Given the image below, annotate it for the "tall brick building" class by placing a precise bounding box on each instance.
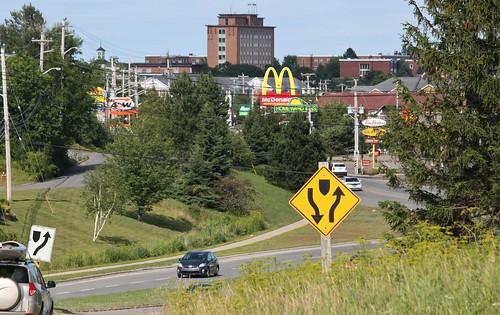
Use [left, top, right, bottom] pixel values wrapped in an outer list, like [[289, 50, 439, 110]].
[[207, 13, 275, 69]]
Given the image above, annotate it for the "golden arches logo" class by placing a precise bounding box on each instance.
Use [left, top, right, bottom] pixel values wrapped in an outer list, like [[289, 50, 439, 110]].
[[262, 67, 296, 96]]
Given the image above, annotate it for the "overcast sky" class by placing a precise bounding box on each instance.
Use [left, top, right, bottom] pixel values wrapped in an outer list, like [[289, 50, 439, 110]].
[[0, 0, 418, 63]]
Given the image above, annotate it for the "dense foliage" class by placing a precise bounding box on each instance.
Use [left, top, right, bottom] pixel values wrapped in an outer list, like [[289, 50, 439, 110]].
[[381, 0, 499, 237], [0, 5, 108, 179], [265, 112, 327, 191]]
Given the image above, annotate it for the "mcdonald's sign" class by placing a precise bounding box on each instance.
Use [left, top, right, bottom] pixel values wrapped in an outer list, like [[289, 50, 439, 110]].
[[260, 67, 297, 106]]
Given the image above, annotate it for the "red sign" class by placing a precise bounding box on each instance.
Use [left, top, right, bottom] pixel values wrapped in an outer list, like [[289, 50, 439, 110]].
[[260, 92, 296, 106], [365, 138, 382, 144], [362, 160, 371, 166]]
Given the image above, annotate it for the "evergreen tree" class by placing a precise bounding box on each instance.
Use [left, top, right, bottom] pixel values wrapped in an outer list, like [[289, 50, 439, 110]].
[[265, 112, 327, 191], [165, 73, 200, 161], [381, 0, 499, 236], [175, 74, 232, 208], [317, 102, 356, 156], [343, 48, 358, 59], [243, 107, 281, 165]]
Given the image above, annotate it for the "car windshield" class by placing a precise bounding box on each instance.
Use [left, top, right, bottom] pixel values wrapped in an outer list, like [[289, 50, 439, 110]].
[[345, 178, 359, 183], [183, 252, 206, 260]]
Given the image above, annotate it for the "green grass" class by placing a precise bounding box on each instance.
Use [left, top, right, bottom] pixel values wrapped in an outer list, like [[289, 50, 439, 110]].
[[54, 235, 499, 314], [1, 168, 396, 313], [218, 206, 389, 255], [55, 287, 168, 313], [1, 170, 339, 273], [159, 239, 499, 315]]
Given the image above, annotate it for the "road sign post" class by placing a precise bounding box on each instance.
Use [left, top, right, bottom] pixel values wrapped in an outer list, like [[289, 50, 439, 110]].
[[289, 163, 361, 272], [318, 162, 331, 272]]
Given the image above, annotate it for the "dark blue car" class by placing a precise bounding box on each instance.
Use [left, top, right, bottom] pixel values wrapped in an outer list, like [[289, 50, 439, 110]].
[[177, 250, 219, 278]]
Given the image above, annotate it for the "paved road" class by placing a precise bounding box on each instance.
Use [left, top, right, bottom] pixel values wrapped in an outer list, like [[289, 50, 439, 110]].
[[14, 150, 107, 190]]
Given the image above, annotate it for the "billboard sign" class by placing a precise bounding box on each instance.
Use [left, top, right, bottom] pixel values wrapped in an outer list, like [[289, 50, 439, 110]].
[[260, 67, 297, 106], [274, 104, 318, 113], [362, 127, 387, 137], [361, 118, 386, 127]]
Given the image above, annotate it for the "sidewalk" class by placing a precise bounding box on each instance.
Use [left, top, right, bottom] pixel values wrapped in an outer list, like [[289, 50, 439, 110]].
[[46, 219, 310, 278]]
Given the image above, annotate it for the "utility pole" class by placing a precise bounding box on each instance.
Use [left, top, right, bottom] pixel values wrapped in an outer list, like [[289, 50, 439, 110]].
[[1, 46, 12, 202], [354, 79, 359, 174], [60, 18, 66, 59], [128, 61, 131, 98], [324, 79, 331, 92], [301, 72, 315, 94], [111, 57, 117, 96], [32, 31, 53, 71], [238, 73, 248, 94], [134, 67, 139, 107], [346, 79, 363, 175]]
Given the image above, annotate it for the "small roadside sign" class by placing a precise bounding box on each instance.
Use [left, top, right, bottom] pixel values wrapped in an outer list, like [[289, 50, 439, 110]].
[[289, 166, 361, 237], [27, 225, 56, 262]]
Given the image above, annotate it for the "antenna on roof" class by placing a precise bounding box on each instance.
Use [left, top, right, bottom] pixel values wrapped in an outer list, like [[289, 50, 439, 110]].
[[248, 3, 257, 14]]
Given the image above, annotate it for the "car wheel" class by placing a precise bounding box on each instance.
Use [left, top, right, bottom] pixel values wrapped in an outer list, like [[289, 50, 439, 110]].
[[48, 303, 54, 315], [177, 273, 182, 278], [0, 277, 21, 311], [206, 268, 211, 277], [214, 266, 219, 276]]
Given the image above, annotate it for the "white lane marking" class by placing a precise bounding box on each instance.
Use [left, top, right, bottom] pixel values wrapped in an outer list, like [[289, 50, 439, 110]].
[[80, 288, 95, 292], [106, 284, 119, 288], [130, 281, 144, 284], [55, 291, 70, 295]]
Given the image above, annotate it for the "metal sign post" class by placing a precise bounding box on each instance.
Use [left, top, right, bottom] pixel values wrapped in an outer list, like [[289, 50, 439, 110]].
[[289, 162, 361, 274], [319, 162, 332, 272]]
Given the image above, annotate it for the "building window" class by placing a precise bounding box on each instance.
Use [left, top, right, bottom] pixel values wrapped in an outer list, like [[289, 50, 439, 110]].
[[218, 29, 226, 35], [359, 63, 370, 77]]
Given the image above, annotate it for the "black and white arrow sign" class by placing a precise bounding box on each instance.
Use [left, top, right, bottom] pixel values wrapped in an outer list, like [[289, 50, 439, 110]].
[[28, 225, 56, 262]]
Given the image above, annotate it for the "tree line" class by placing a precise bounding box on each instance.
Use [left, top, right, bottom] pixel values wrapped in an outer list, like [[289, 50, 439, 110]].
[[1, 2, 497, 243]]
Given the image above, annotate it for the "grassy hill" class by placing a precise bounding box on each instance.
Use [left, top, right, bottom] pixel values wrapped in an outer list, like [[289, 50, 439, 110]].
[[1, 169, 389, 272]]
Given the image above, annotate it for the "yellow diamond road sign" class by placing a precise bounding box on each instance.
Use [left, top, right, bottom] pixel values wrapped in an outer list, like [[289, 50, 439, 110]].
[[289, 166, 361, 237]]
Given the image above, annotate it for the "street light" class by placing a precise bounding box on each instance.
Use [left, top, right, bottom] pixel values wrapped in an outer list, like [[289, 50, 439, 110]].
[[42, 67, 61, 74], [63, 46, 78, 58]]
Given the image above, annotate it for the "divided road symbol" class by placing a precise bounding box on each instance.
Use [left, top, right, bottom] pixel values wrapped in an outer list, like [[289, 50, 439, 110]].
[[289, 166, 361, 237]]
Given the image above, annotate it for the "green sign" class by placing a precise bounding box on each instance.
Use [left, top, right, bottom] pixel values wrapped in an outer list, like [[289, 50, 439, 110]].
[[239, 104, 252, 116], [274, 104, 318, 113]]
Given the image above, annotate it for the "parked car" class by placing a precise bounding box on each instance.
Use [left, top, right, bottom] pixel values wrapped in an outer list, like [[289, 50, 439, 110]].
[[177, 250, 219, 278], [343, 176, 363, 191], [331, 162, 347, 177], [0, 241, 56, 315]]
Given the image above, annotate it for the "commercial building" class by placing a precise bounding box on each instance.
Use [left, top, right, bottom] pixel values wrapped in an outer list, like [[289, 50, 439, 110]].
[[207, 13, 275, 69]]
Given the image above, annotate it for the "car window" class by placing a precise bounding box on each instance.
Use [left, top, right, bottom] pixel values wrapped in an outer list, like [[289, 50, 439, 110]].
[[31, 266, 47, 288], [0, 266, 29, 283]]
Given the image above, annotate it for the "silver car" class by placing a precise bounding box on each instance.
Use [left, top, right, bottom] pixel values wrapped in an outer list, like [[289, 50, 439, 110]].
[[343, 176, 363, 191], [0, 243, 56, 315]]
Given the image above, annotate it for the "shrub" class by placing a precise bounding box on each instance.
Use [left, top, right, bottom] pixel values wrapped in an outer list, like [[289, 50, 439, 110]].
[[230, 211, 266, 235], [213, 175, 256, 215], [22, 151, 59, 181]]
